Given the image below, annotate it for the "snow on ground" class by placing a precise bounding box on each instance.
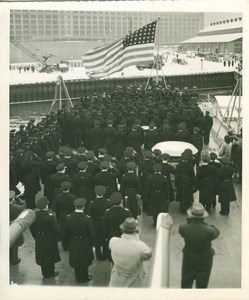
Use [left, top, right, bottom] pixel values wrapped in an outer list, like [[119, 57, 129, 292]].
[[9, 54, 237, 85]]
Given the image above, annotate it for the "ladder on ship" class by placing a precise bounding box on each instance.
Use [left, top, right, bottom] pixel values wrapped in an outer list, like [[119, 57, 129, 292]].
[[10, 37, 42, 62]]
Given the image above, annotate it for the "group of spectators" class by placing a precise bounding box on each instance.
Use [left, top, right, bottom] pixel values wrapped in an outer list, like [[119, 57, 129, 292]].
[[9, 83, 242, 287]]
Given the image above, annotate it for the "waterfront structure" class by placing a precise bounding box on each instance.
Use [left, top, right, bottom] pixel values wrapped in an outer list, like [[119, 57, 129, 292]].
[[10, 9, 204, 45], [181, 17, 242, 54]]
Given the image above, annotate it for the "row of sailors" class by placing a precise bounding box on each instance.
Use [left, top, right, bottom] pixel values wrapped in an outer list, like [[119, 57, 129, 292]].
[[11, 144, 237, 223], [10, 118, 209, 160]]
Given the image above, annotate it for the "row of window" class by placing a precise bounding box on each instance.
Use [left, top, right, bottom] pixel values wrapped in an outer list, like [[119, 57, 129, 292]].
[[11, 18, 201, 25], [11, 22, 201, 30], [11, 24, 191, 31]]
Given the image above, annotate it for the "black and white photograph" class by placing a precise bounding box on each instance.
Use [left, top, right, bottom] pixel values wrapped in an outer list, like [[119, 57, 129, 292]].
[[1, 1, 248, 300]]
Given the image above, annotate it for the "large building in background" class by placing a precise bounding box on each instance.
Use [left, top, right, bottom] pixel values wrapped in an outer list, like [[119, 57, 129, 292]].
[[181, 17, 242, 54], [10, 10, 204, 45]]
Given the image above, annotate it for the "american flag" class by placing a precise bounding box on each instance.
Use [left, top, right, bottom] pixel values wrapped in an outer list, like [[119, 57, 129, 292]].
[[82, 20, 157, 78]]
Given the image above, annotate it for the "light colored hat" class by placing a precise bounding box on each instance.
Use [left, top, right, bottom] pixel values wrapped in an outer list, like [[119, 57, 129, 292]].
[[187, 203, 209, 218], [120, 217, 138, 233]]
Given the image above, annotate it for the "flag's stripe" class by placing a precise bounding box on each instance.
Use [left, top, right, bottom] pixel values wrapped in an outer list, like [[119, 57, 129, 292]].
[[84, 43, 153, 65], [83, 42, 123, 70], [90, 52, 154, 78], [90, 57, 153, 79], [84, 44, 154, 72], [86, 48, 154, 72], [84, 38, 123, 57], [86, 49, 153, 75], [87, 47, 154, 76]]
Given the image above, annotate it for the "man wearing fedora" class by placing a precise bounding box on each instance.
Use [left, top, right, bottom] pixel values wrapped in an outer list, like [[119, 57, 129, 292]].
[[179, 203, 220, 288], [109, 217, 152, 287]]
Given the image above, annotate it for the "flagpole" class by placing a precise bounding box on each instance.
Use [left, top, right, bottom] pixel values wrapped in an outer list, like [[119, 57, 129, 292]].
[[144, 17, 162, 90], [156, 17, 160, 85]]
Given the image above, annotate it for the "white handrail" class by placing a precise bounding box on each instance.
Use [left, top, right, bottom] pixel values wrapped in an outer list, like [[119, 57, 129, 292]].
[[147, 213, 173, 288]]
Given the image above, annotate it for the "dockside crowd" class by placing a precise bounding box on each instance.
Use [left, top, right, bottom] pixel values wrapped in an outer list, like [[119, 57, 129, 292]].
[[9, 83, 242, 287]]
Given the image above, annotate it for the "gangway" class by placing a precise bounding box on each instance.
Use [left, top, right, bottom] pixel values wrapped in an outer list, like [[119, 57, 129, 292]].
[[10, 37, 42, 62]]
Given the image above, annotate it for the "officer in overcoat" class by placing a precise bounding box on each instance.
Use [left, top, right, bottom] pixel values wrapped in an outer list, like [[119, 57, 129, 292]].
[[173, 123, 189, 142], [72, 161, 95, 206], [128, 124, 144, 157], [216, 157, 237, 215], [114, 124, 127, 160], [87, 185, 112, 260], [175, 152, 196, 214], [49, 163, 71, 207], [189, 127, 203, 163], [196, 155, 216, 213], [85, 151, 101, 177], [40, 151, 58, 206], [62, 148, 78, 179], [64, 198, 95, 283], [95, 161, 118, 199], [161, 153, 175, 202], [147, 163, 170, 227], [54, 181, 76, 250], [144, 122, 159, 151], [179, 203, 219, 288], [203, 111, 213, 145], [139, 150, 154, 212], [104, 119, 116, 156], [120, 162, 142, 219], [103, 192, 132, 262], [30, 197, 61, 278], [89, 120, 104, 156]]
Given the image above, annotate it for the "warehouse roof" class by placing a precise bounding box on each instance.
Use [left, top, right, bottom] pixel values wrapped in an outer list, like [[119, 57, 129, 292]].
[[199, 20, 242, 34], [181, 32, 242, 44]]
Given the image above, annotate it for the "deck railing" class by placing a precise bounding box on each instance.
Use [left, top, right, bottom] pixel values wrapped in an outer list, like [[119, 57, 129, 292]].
[[146, 213, 173, 288]]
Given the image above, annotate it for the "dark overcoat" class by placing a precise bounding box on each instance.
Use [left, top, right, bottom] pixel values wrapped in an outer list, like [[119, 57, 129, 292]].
[[147, 173, 169, 216], [120, 172, 142, 219], [95, 170, 118, 198], [144, 130, 159, 150], [40, 159, 58, 201], [104, 126, 116, 156], [72, 171, 95, 201], [216, 165, 236, 203], [54, 192, 76, 228], [179, 218, 219, 287], [114, 130, 127, 160], [64, 212, 95, 268], [87, 197, 112, 245], [89, 127, 104, 155], [139, 159, 154, 200], [175, 161, 196, 209], [128, 131, 143, 156], [62, 157, 78, 178], [196, 164, 216, 206], [30, 210, 61, 266], [49, 172, 71, 204], [161, 162, 175, 202], [103, 206, 132, 241]]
